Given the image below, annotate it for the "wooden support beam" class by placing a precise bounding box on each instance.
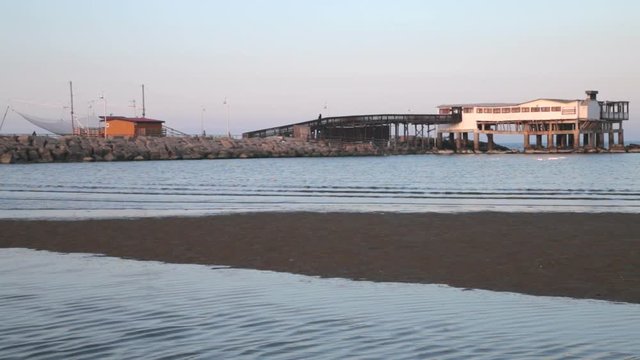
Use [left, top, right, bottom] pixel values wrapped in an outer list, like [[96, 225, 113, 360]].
[[619, 129, 624, 146], [597, 133, 605, 148], [609, 131, 615, 149], [573, 121, 580, 149], [473, 131, 480, 152]]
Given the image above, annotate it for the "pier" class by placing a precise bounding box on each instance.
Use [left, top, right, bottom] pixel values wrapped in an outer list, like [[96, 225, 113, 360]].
[[244, 91, 630, 153], [243, 112, 462, 150]]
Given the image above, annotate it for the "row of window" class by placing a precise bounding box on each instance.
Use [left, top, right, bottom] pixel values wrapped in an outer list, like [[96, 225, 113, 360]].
[[475, 106, 564, 114], [442, 106, 576, 115]]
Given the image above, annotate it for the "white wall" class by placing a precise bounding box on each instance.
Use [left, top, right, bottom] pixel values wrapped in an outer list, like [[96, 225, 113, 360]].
[[438, 99, 598, 133]]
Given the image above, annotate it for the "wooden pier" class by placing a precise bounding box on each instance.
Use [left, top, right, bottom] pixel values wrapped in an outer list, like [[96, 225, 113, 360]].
[[243, 111, 462, 149], [243, 91, 629, 153]]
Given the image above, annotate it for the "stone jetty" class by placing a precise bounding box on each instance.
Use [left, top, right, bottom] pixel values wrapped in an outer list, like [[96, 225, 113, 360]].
[[1, 135, 637, 164], [0, 135, 383, 164]]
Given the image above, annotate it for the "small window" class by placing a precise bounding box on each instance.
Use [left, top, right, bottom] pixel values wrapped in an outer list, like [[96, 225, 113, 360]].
[[521, 107, 530, 112], [501, 108, 511, 113], [511, 107, 521, 113], [492, 108, 501, 114], [439, 108, 451, 115], [541, 107, 550, 112], [531, 107, 540, 112], [476, 108, 483, 114], [561, 107, 576, 115], [463, 107, 474, 113], [551, 106, 561, 112]]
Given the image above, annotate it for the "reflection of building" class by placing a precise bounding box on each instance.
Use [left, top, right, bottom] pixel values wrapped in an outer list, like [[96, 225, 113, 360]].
[[437, 91, 629, 150], [100, 116, 165, 137]]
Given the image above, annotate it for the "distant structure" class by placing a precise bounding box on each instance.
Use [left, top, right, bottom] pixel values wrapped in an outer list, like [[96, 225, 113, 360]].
[[243, 90, 629, 152], [243, 113, 461, 149], [100, 116, 165, 137], [437, 90, 629, 151]]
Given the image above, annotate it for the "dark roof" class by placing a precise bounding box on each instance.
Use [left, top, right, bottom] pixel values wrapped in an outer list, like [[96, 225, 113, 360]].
[[99, 115, 164, 123]]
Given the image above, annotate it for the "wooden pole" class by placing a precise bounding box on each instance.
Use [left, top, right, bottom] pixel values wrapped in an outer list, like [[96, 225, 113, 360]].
[[609, 131, 615, 149], [69, 81, 75, 134], [0, 105, 9, 132], [473, 131, 480, 152], [619, 124, 624, 146], [141, 84, 146, 118]]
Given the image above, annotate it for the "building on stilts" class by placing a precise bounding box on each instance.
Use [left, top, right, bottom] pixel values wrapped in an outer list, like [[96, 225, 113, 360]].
[[436, 90, 629, 152]]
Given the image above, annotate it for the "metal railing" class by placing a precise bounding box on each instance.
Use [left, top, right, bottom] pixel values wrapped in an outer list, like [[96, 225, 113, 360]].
[[243, 113, 462, 138]]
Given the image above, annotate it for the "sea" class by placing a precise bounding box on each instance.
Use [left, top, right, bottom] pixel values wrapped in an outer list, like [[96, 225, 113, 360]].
[[1, 154, 640, 359]]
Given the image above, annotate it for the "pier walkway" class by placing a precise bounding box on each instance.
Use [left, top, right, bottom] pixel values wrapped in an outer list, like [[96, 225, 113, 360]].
[[243, 112, 462, 145]]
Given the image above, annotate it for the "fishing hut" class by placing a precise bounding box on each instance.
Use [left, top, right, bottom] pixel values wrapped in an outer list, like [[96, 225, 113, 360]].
[[99, 116, 165, 137]]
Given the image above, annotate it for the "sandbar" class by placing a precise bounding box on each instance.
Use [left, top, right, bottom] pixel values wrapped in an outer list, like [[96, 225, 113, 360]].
[[1, 212, 639, 303]]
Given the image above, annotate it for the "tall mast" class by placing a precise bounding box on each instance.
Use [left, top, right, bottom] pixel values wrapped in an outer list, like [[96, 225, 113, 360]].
[[141, 84, 146, 118], [69, 81, 75, 134]]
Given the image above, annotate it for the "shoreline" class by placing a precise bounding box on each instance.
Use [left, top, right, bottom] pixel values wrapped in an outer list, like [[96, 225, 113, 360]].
[[2, 212, 639, 303]]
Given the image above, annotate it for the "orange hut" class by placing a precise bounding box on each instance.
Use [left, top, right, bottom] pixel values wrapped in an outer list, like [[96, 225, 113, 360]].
[[100, 116, 165, 137]]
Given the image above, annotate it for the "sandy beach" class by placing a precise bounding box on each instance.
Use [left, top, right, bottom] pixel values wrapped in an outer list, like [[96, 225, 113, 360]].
[[1, 212, 639, 303]]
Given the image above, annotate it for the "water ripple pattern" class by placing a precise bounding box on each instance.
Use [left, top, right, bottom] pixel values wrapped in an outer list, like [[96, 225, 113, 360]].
[[1, 154, 640, 218], [1, 249, 639, 359]]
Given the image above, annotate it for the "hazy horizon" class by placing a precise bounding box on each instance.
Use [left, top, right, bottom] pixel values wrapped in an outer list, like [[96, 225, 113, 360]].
[[1, 0, 638, 138]]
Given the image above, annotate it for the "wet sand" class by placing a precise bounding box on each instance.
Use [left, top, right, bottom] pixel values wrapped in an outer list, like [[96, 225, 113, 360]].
[[1, 212, 639, 303]]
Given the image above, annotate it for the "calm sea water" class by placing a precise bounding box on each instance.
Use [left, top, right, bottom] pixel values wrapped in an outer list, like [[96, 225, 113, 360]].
[[1, 249, 639, 359], [2, 155, 640, 358], [1, 154, 640, 219]]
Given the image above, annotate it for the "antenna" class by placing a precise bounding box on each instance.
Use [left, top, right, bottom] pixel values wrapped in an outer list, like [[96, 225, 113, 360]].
[[69, 81, 75, 134], [141, 84, 146, 118]]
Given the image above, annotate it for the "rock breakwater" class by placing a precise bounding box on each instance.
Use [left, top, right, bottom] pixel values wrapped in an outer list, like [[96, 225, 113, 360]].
[[0, 135, 381, 164]]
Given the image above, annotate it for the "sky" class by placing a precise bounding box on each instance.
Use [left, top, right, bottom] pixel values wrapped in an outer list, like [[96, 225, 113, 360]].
[[1, 0, 639, 137]]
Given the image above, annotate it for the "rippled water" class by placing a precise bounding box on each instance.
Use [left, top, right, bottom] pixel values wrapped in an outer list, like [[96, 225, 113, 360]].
[[1, 249, 639, 359], [1, 154, 640, 219], [3, 156, 639, 358]]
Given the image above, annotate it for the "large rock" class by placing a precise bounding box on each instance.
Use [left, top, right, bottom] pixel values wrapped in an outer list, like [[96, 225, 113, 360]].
[[0, 151, 14, 164]]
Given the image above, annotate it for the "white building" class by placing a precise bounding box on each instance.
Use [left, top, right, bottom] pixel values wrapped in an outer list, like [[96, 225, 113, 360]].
[[436, 91, 629, 151]]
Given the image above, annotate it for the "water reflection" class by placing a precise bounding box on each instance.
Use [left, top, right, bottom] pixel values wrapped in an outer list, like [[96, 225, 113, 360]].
[[1, 249, 639, 359]]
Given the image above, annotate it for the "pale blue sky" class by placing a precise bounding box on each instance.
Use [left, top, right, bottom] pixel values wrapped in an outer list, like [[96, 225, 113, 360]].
[[1, 0, 639, 137]]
